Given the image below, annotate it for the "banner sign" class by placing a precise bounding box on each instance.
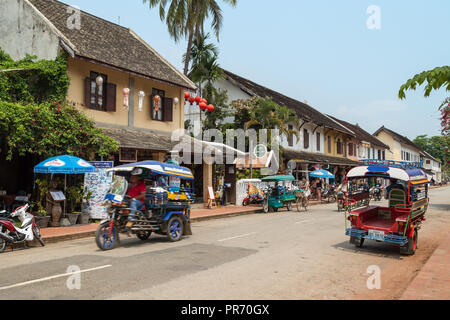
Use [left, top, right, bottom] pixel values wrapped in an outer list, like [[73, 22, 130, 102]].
[[84, 161, 114, 219]]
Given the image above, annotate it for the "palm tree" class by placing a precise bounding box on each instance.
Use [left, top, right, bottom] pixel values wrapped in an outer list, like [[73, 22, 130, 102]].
[[143, 0, 237, 75]]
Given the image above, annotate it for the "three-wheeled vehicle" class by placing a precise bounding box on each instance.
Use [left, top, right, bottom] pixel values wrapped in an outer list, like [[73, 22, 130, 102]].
[[261, 175, 296, 213], [95, 161, 195, 250], [344, 160, 429, 255]]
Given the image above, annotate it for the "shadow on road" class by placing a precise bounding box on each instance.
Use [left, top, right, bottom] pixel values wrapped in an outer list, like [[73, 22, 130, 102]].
[[332, 240, 404, 260], [428, 203, 450, 211]]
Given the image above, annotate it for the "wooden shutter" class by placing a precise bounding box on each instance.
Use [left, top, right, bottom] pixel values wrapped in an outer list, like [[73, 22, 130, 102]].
[[84, 77, 92, 108], [105, 83, 116, 112], [163, 97, 173, 122], [150, 95, 155, 119]]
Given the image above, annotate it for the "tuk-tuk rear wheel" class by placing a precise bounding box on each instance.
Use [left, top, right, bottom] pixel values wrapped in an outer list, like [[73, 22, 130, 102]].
[[263, 199, 269, 213], [350, 236, 364, 248], [400, 229, 417, 255], [167, 216, 183, 242]]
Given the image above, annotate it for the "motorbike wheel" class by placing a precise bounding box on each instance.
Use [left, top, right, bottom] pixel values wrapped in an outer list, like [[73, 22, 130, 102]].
[[242, 199, 249, 206], [328, 195, 336, 203], [95, 222, 118, 251], [263, 199, 269, 213], [32, 226, 45, 247], [167, 216, 183, 242], [0, 234, 6, 253], [136, 231, 152, 240]]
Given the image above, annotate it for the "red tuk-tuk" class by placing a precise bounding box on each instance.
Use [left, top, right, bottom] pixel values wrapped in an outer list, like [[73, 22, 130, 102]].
[[344, 160, 429, 255]]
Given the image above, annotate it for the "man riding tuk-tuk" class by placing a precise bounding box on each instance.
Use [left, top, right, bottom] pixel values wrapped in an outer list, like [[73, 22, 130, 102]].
[[95, 160, 195, 250], [261, 175, 296, 213]]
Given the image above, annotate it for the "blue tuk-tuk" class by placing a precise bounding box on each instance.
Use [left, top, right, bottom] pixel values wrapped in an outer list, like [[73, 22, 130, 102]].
[[95, 160, 195, 250]]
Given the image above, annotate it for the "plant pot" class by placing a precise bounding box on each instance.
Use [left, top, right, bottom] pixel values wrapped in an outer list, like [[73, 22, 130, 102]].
[[66, 213, 79, 225], [77, 212, 90, 224], [35, 216, 50, 228]]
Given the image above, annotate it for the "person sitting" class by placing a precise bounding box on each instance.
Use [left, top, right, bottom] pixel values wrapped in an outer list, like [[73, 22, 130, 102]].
[[127, 169, 146, 221]]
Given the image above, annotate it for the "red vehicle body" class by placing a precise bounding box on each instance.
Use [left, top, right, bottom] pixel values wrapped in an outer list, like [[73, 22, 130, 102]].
[[344, 160, 429, 255]]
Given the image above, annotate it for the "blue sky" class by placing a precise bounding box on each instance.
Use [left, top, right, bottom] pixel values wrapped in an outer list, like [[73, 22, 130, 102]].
[[60, 0, 449, 140]]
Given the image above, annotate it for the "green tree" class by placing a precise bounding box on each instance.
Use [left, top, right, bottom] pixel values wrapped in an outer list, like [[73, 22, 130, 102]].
[[143, 0, 237, 75]]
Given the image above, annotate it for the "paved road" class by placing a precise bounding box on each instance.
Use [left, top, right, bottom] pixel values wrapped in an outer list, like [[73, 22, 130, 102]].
[[0, 186, 449, 300]]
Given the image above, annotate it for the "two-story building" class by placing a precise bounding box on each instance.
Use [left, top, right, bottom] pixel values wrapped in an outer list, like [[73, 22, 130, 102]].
[[421, 150, 442, 184], [328, 116, 389, 161], [373, 126, 422, 163], [206, 70, 359, 181]]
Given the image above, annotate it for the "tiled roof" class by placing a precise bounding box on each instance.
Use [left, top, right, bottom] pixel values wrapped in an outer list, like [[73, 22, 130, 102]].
[[328, 115, 390, 149], [28, 0, 196, 90], [282, 148, 359, 167], [100, 127, 173, 152], [223, 69, 354, 135]]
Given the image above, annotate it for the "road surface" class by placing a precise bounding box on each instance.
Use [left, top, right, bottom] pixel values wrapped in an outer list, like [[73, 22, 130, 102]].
[[0, 186, 448, 300]]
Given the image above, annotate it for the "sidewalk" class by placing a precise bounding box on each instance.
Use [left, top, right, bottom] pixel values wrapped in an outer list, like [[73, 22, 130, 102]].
[[401, 232, 450, 300]]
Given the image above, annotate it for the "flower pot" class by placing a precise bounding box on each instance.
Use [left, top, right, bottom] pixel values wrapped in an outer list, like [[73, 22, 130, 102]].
[[66, 213, 79, 225], [35, 216, 50, 228], [77, 212, 90, 224]]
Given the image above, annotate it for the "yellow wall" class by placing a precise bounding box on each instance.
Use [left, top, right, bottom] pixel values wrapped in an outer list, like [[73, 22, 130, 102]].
[[324, 130, 350, 158], [66, 57, 185, 133], [374, 130, 397, 160]]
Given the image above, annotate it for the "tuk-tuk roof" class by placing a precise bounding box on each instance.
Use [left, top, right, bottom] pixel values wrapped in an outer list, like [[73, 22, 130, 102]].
[[261, 175, 295, 182], [347, 160, 428, 183], [107, 160, 194, 180]]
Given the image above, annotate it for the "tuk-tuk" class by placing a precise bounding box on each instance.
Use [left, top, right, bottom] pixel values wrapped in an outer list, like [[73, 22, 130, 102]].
[[344, 160, 429, 255], [95, 160, 195, 250], [261, 175, 296, 213]]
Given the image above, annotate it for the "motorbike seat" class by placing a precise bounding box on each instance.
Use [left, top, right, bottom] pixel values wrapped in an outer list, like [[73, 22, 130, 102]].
[[0, 217, 14, 223]]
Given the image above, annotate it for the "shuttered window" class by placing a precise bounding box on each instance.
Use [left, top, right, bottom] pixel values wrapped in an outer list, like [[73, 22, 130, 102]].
[[288, 125, 294, 147], [84, 72, 116, 112], [337, 139, 343, 154], [316, 132, 320, 151], [327, 136, 331, 153], [304, 129, 309, 149]]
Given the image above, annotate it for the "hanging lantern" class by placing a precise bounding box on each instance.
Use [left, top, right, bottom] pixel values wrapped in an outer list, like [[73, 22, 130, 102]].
[[199, 102, 207, 110], [154, 95, 161, 112], [207, 104, 215, 111], [188, 96, 195, 105], [137, 91, 145, 112], [123, 88, 130, 110], [173, 97, 180, 106], [195, 96, 201, 104], [184, 92, 190, 100]]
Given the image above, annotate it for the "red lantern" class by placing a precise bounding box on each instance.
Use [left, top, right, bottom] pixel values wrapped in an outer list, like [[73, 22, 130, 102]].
[[207, 104, 215, 111], [188, 96, 195, 105], [199, 102, 207, 110], [195, 96, 202, 104], [184, 92, 190, 100], [201, 98, 207, 105], [154, 95, 161, 112]]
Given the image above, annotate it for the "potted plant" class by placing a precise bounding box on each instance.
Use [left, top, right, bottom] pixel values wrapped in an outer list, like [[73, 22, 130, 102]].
[[34, 203, 50, 228], [78, 189, 93, 224], [66, 185, 85, 225]]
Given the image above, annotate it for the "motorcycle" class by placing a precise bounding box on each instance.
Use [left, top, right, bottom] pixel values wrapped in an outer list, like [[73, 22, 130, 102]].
[[337, 191, 345, 211], [242, 183, 264, 206], [322, 185, 337, 203], [371, 186, 382, 201], [0, 204, 45, 253]]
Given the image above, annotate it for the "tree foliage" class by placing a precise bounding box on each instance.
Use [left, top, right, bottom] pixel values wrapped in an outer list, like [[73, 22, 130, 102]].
[[0, 100, 119, 161], [398, 66, 450, 99], [0, 49, 70, 103]]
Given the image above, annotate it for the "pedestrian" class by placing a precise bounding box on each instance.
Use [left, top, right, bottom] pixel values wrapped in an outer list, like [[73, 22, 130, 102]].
[[316, 178, 322, 202]]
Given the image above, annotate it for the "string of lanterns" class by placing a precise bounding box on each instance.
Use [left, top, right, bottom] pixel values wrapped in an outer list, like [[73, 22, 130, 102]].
[[120, 87, 180, 111], [184, 92, 215, 112]]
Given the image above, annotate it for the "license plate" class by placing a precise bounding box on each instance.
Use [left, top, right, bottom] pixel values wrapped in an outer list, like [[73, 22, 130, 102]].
[[368, 229, 385, 239]]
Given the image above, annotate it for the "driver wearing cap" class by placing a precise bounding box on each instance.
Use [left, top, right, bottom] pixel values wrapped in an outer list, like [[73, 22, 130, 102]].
[[127, 168, 146, 221]]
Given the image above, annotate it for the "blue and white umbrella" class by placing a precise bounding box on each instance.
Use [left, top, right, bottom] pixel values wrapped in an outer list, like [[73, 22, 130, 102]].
[[34, 155, 95, 174], [309, 169, 335, 179]]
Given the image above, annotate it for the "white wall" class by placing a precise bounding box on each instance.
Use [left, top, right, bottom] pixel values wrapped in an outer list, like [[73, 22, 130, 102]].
[[0, 0, 61, 60], [280, 123, 325, 154]]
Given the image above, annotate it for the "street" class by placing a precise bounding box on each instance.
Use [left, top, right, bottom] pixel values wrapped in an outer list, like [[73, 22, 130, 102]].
[[0, 186, 448, 300]]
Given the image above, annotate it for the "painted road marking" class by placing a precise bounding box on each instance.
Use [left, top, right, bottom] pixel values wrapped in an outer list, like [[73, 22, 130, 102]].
[[0, 264, 112, 291], [217, 232, 257, 242], [295, 219, 313, 224]]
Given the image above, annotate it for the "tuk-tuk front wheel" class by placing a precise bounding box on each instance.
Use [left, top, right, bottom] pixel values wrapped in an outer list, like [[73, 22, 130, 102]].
[[167, 216, 183, 242], [286, 201, 293, 211], [136, 231, 152, 240], [95, 222, 118, 251], [400, 229, 417, 255], [350, 236, 364, 248]]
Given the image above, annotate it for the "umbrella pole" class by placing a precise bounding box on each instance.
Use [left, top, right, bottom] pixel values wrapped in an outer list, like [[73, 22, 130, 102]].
[[64, 174, 66, 216]]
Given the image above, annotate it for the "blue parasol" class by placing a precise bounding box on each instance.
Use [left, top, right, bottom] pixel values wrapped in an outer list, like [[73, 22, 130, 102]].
[[309, 169, 334, 179], [34, 155, 95, 174]]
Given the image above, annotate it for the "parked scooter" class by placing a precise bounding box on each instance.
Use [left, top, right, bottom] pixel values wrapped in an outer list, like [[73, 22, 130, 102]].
[[321, 185, 337, 203], [369, 185, 382, 201], [0, 204, 45, 253], [242, 183, 265, 206]]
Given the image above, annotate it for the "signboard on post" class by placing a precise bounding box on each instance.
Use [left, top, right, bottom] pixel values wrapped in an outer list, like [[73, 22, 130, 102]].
[[84, 161, 114, 219]]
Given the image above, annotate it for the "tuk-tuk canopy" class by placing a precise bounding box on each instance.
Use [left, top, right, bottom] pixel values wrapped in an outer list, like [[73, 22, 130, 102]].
[[347, 163, 428, 184], [261, 175, 295, 182], [107, 161, 194, 180]]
